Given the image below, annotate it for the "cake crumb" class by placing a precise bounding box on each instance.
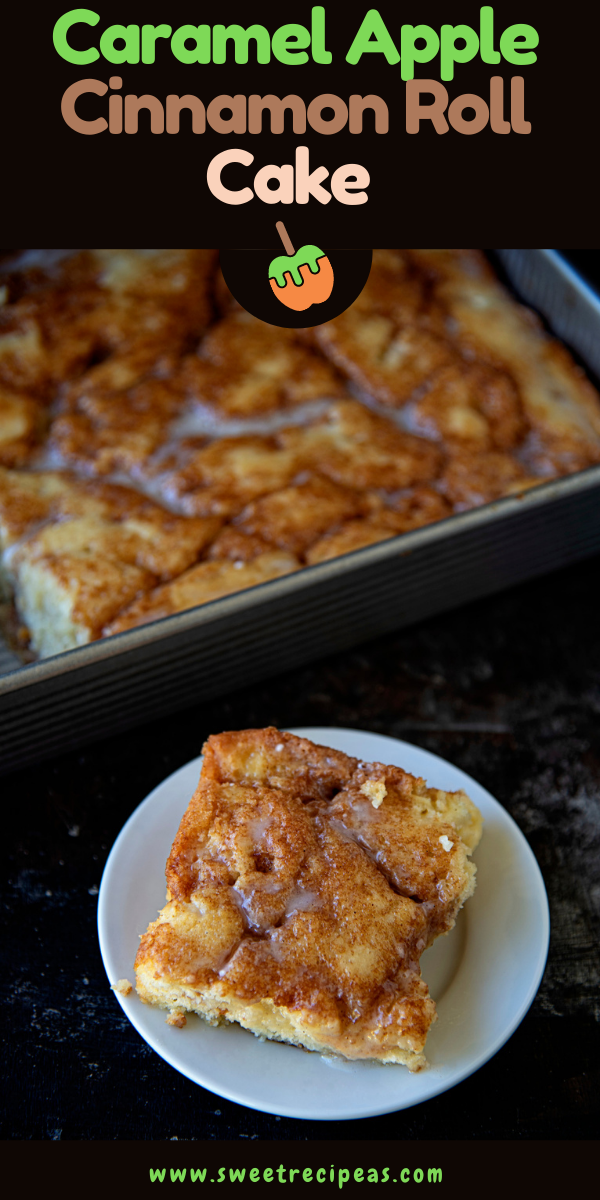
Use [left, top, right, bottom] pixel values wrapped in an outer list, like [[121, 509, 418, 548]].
[[360, 779, 387, 808], [111, 979, 133, 996], [166, 1010, 187, 1028], [439, 835, 454, 851]]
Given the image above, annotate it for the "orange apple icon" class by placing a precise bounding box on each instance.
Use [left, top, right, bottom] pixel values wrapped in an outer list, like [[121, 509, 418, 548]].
[[269, 222, 334, 312]]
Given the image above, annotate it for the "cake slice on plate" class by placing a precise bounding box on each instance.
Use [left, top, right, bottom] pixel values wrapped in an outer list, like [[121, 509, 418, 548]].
[[134, 728, 482, 1070]]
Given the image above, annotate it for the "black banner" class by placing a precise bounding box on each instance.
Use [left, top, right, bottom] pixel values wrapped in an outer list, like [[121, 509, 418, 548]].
[[1, 1140, 595, 1193], [1, 2, 598, 243]]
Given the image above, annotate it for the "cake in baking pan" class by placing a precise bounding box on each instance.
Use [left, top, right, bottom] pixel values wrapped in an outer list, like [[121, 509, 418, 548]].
[[1, 248, 599, 658]]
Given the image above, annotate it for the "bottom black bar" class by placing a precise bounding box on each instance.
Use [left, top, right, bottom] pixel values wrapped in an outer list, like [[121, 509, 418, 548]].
[[1, 1140, 594, 1193]]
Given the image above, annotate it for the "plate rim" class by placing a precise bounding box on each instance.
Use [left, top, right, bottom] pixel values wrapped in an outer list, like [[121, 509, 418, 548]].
[[98, 725, 550, 1120]]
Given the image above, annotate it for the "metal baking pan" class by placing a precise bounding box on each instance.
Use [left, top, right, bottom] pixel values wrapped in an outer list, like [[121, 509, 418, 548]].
[[2, 249, 600, 774]]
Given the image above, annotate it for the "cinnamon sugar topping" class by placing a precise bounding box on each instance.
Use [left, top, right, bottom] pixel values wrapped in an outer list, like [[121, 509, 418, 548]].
[[134, 728, 482, 1069]]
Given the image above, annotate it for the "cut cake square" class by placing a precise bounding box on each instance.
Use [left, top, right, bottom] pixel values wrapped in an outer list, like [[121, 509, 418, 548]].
[[0, 468, 221, 656], [134, 728, 482, 1070], [105, 551, 299, 635]]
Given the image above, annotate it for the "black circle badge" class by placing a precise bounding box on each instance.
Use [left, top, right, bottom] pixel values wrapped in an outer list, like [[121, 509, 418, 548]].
[[220, 233, 372, 328]]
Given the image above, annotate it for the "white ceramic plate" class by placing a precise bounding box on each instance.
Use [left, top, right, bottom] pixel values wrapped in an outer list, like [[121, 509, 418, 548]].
[[98, 726, 549, 1120]]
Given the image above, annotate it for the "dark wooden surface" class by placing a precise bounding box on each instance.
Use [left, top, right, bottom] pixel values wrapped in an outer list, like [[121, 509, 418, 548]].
[[2, 553, 599, 1141]]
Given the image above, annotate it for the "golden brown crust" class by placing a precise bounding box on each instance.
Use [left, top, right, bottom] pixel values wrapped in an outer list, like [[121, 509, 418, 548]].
[[0, 311, 50, 393], [235, 474, 370, 556], [181, 311, 347, 416], [0, 467, 220, 570], [200, 726, 357, 797], [134, 728, 482, 1066], [205, 526, 276, 562], [306, 482, 454, 563], [144, 434, 299, 517], [0, 388, 46, 467], [408, 250, 600, 473], [440, 452, 541, 510], [380, 484, 453, 529], [49, 378, 186, 477], [315, 312, 454, 408], [277, 398, 442, 490], [0, 250, 217, 396], [406, 364, 525, 452], [306, 520, 398, 564], [314, 250, 455, 406], [105, 551, 299, 635]]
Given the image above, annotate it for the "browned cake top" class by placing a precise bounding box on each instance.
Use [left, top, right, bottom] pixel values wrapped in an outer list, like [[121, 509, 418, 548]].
[[135, 729, 481, 1060], [277, 398, 443, 490], [234, 474, 371, 555], [0, 467, 220, 573], [180, 311, 346, 416]]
